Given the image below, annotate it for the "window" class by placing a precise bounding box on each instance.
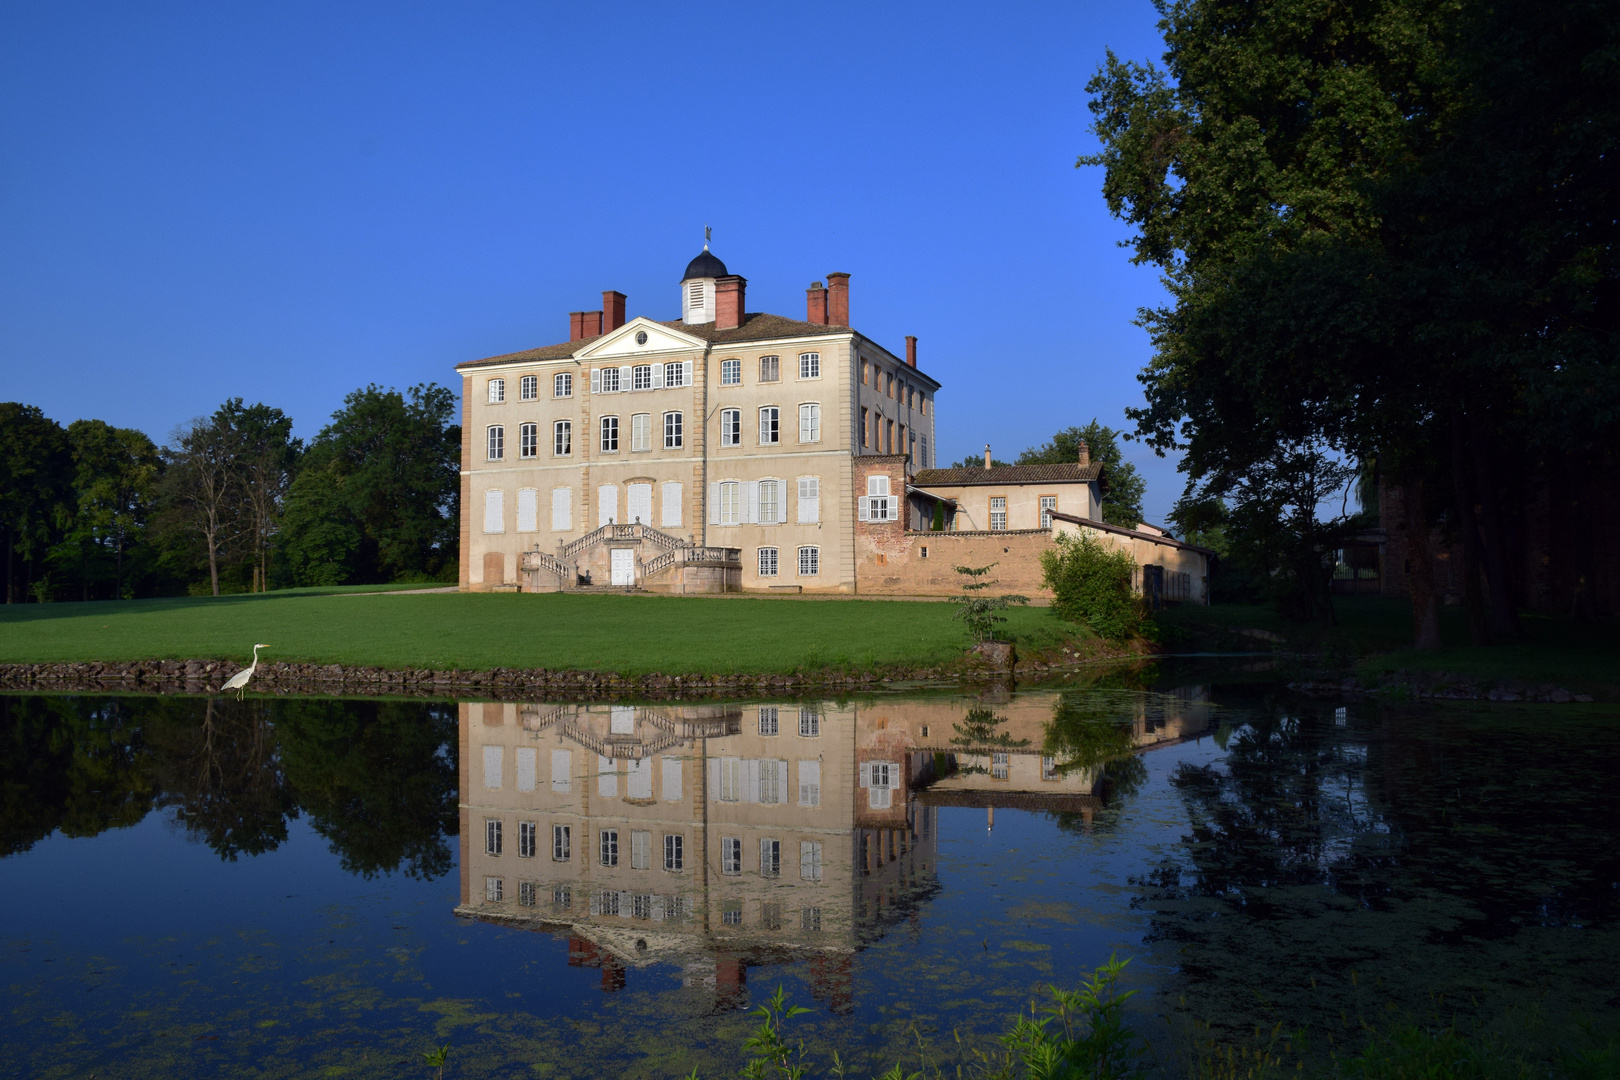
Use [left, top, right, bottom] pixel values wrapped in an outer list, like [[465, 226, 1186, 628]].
[[595, 889, 621, 916], [861, 359, 869, 384], [519, 821, 536, 858], [599, 828, 618, 866], [520, 375, 537, 401], [720, 409, 741, 447], [800, 841, 823, 882], [519, 423, 538, 458], [886, 372, 895, 398], [759, 706, 779, 736], [722, 901, 743, 925], [759, 406, 780, 445], [632, 364, 653, 391], [664, 361, 688, 387], [631, 893, 656, 919], [631, 830, 651, 870], [519, 880, 537, 906], [488, 378, 505, 403], [760, 838, 781, 878], [797, 477, 820, 523], [598, 367, 621, 393], [799, 352, 820, 379], [552, 824, 570, 861], [663, 833, 683, 871], [722, 836, 742, 874], [688, 281, 705, 309], [862, 475, 896, 522], [760, 759, 783, 804], [798, 709, 819, 737], [600, 416, 619, 452], [483, 489, 504, 534], [761, 902, 783, 930], [886, 419, 894, 453], [759, 479, 780, 524], [1040, 496, 1057, 528], [486, 425, 504, 460], [719, 757, 742, 802], [905, 384, 913, 409], [991, 751, 1009, 780], [552, 884, 571, 908], [719, 481, 740, 525], [759, 355, 780, 382], [663, 411, 683, 448], [485, 876, 503, 901], [631, 413, 651, 452], [920, 393, 928, 415], [861, 407, 869, 447], [798, 546, 819, 576], [802, 907, 822, 931], [799, 403, 821, 443], [798, 760, 821, 807], [990, 496, 1007, 531], [1043, 756, 1058, 780], [553, 420, 571, 456], [720, 358, 741, 385], [485, 819, 502, 855], [758, 547, 778, 576], [920, 434, 928, 467], [554, 372, 572, 398], [661, 481, 682, 527], [551, 487, 572, 531]]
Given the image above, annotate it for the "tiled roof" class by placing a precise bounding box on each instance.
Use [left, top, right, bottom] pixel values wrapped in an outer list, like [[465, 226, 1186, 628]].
[[912, 463, 1104, 486], [456, 313, 855, 371]]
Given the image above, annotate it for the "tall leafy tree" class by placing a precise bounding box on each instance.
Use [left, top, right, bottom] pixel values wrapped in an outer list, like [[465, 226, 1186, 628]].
[[216, 399, 300, 593], [0, 403, 72, 603], [1017, 420, 1147, 526], [158, 412, 241, 596], [55, 420, 162, 600]]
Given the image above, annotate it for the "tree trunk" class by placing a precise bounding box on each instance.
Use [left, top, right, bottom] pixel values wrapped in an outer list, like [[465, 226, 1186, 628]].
[[1468, 412, 1522, 639], [1449, 417, 1490, 644], [4, 531, 11, 604], [1403, 477, 1443, 650], [207, 529, 220, 597]]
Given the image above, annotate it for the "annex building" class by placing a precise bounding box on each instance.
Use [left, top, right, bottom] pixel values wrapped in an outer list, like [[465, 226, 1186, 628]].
[[456, 247, 940, 594]]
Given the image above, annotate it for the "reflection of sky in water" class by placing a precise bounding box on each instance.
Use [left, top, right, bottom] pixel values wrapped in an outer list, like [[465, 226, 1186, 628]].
[[2, 686, 1616, 1078]]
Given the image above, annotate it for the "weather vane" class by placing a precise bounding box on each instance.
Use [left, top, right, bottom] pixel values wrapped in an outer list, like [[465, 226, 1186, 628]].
[[704, 224, 711, 248]]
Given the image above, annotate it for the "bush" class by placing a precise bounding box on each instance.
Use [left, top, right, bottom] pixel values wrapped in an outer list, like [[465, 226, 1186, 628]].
[[1041, 532, 1148, 643]]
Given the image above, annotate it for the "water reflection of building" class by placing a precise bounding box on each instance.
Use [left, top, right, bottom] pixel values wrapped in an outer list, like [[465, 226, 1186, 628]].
[[454, 689, 1209, 1006]]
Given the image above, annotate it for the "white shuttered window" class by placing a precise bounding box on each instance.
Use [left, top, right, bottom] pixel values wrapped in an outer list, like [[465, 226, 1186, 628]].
[[660, 482, 682, 527], [797, 477, 820, 523], [798, 760, 821, 807], [551, 487, 572, 531], [483, 490, 504, 533], [758, 480, 780, 525], [799, 403, 821, 443], [516, 489, 537, 532]]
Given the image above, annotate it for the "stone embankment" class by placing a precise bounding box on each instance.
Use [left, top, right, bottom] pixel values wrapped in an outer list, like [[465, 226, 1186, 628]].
[[0, 655, 1030, 700], [1289, 671, 1595, 703]]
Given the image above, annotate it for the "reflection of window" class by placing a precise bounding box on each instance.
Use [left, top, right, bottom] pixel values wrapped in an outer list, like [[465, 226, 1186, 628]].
[[485, 819, 502, 855], [631, 830, 651, 870], [1042, 756, 1058, 780], [599, 828, 618, 867], [758, 707, 779, 736], [800, 841, 823, 882], [519, 881, 537, 906], [992, 751, 1009, 780], [719, 758, 741, 802], [798, 760, 821, 808], [552, 825, 570, 861], [552, 884, 571, 908], [721, 836, 742, 875], [722, 901, 742, 925], [798, 709, 819, 737], [518, 821, 536, 858], [595, 889, 620, 916], [760, 759, 783, 804], [663, 834, 683, 871], [485, 876, 503, 901], [760, 838, 781, 877], [631, 893, 655, 919], [802, 906, 822, 931], [761, 902, 783, 930]]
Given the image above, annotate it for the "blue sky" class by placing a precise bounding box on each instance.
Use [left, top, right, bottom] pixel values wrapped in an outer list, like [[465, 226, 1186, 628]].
[[0, 2, 1184, 522]]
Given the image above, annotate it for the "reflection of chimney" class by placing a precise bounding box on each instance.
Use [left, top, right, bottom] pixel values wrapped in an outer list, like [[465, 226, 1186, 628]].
[[826, 272, 850, 325], [984, 444, 992, 470], [715, 275, 746, 330], [602, 291, 626, 333], [987, 805, 995, 832], [1077, 439, 1091, 467], [806, 281, 828, 324], [905, 336, 917, 367]]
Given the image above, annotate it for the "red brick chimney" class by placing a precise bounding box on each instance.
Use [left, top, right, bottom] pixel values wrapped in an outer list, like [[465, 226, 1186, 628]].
[[826, 272, 850, 325], [806, 281, 827, 324], [984, 444, 992, 469], [569, 311, 585, 342], [602, 291, 626, 333], [715, 275, 746, 330], [905, 336, 917, 367], [1077, 440, 1091, 467], [580, 310, 603, 337]]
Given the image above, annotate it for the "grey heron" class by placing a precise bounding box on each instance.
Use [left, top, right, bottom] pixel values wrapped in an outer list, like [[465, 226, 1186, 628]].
[[222, 643, 268, 699]]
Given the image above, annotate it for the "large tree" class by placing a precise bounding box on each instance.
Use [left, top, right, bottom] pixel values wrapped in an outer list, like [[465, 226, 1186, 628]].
[[55, 420, 162, 601], [1081, 0, 1619, 637], [1016, 420, 1147, 526], [0, 404, 72, 603]]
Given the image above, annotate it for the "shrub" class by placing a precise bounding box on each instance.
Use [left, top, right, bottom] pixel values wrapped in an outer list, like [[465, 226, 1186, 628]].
[[1041, 532, 1148, 643]]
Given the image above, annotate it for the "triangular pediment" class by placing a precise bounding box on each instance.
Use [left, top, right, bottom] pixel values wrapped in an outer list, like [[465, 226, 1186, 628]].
[[575, 318, 705, 360]]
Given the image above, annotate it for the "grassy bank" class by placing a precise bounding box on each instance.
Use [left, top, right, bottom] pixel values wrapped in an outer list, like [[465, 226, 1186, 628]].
[[1159, 596, 1620, 699], [0, 589, 1092, 676]]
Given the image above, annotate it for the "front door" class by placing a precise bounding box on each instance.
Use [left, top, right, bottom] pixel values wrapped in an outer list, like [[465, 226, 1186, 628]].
[[610, 548, 635, 586]]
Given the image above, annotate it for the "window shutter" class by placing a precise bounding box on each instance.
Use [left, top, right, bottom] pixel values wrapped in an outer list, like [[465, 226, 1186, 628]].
[[707, 757, 720, 798], [552, 487, 571, 532], [744, 758, 761, 803], [708, 483, 720, 525], [618, 365, 631, 391], [857, 496, 869, 522], [651, 364, 665, 389], [681, 360, 692, 387], [590, 369, 600, 394], [858, 762, 871, 788], [484, 490, 504, 533], [660, 481, 682, 527]]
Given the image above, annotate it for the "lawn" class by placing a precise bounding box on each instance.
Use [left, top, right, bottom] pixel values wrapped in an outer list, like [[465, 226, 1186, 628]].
[[1159, 595, 1620, 697], [0, 590, 1081, 676]]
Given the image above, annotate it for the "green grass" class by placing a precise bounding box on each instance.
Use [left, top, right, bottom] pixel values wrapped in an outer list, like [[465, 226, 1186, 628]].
[[1159, 596, 1620, 698], [0, 590, 1082, 676]]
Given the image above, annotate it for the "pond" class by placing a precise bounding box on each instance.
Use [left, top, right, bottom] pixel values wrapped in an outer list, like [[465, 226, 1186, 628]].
[[3, 666, 1617, 1078]]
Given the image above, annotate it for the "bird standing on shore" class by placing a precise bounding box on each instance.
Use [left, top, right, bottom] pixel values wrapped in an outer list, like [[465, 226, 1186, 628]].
[[222, 643, 268, 700]]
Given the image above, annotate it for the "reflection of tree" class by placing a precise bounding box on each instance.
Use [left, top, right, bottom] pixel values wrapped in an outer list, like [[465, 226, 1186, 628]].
[[0, 696, 154, 856], [948, 706, 1029, 775], [277, 700, 458, 879], [1044, 692, 1148, 833], [0, 695, 458, 882]]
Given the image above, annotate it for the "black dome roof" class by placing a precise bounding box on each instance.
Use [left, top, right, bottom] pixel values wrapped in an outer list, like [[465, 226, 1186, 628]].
[[681, 247, 728, 281]]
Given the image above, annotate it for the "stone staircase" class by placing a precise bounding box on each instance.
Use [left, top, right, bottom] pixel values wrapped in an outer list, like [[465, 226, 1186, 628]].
[[520, 523, 741, 593]]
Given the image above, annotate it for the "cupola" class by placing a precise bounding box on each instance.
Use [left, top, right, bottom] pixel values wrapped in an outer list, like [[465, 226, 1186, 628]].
[[681, 245, 728, 325]]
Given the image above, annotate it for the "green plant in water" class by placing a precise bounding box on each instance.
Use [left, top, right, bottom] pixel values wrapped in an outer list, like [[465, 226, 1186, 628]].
[[423, 1041, 449, 1079], [741, 985, 814, 1080], [954, 563, 1029, 644], [981, 955, 1145, 1080]]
